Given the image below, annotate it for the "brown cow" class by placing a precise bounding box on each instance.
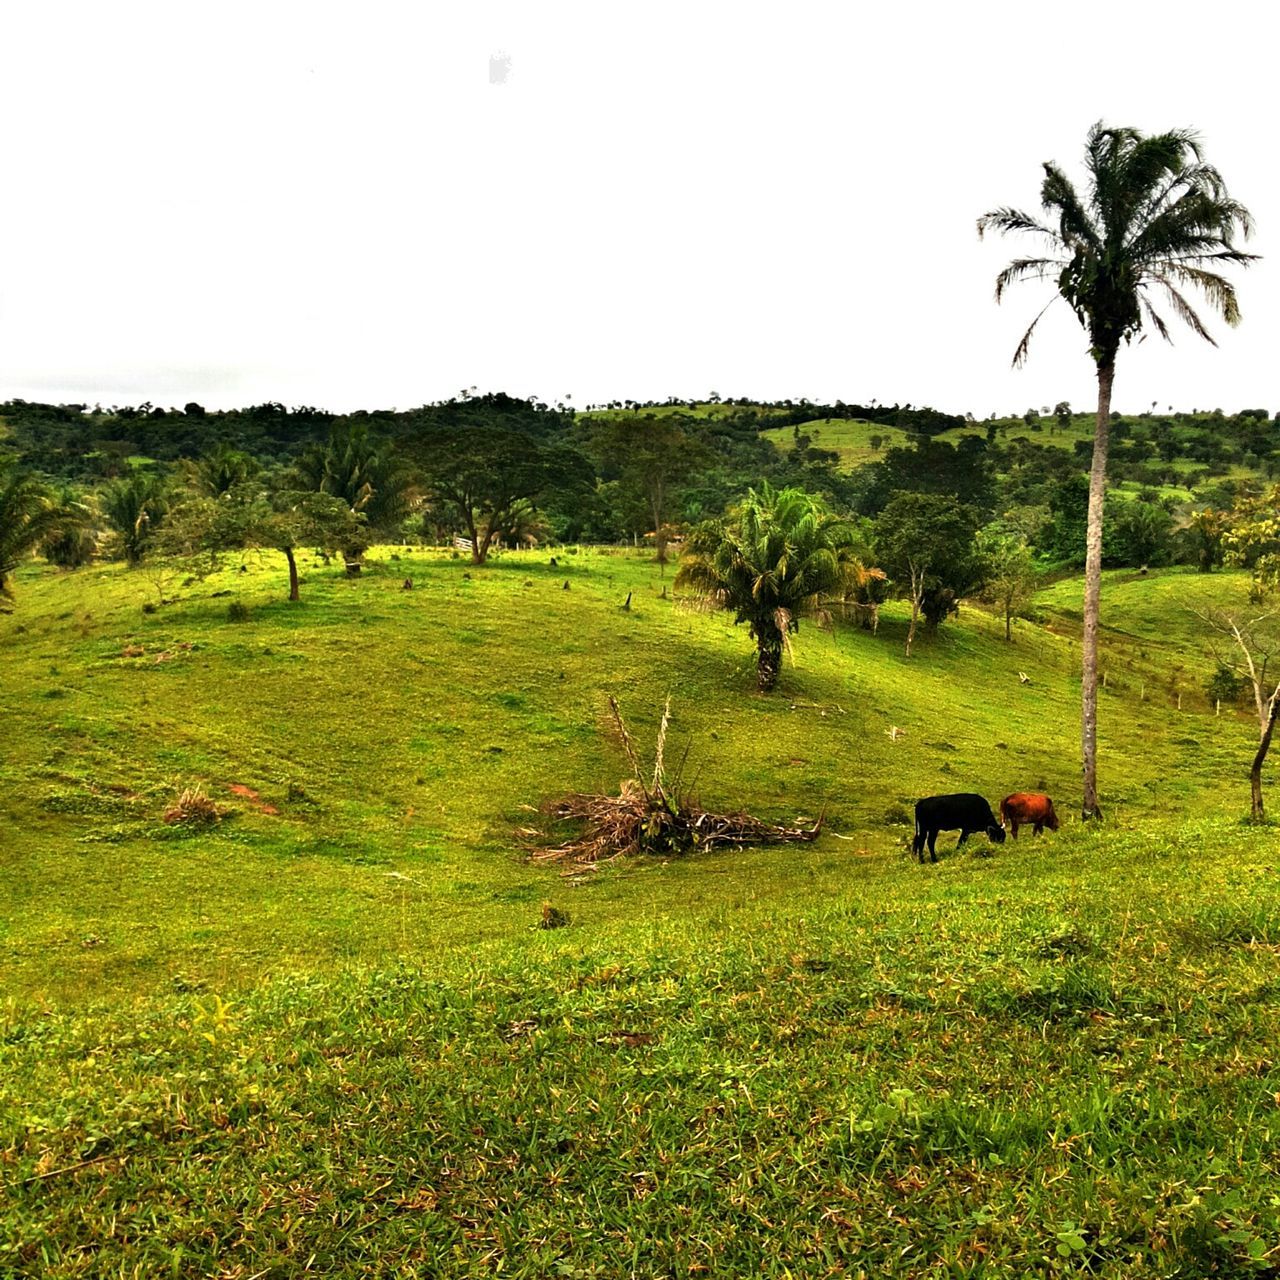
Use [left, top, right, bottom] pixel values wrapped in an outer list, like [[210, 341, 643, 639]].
[[1000, 793, 1060, 839]]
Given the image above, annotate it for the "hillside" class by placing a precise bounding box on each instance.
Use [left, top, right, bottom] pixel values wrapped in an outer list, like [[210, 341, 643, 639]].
[[3, 553, 1279, 1276], [0, 550, 1262, 1006]]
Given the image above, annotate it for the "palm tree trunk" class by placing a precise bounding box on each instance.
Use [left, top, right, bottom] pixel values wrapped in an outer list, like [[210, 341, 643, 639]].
[[1081, 360, 1114, 820], [757, 629, 783, 692], [285, 546, 299, 602], [1250, 699, 1278, 819]]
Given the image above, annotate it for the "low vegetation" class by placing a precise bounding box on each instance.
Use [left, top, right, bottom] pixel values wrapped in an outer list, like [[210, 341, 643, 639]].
[[2, 545, 1279, 1274]]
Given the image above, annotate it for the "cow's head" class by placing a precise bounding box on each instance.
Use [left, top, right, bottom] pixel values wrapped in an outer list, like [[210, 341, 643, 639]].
[[1046, 805, 1061, 832], [987, 823, 1006, 844]]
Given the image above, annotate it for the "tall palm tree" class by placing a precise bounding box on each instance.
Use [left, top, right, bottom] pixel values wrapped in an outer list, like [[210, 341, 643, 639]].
[[0, 464, 65, 609], [675, 483, 860, 691], [979, 122, 1256, 818]]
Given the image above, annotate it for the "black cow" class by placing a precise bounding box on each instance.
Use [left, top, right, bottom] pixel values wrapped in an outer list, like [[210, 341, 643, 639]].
[[912, 793, 1006, 863]]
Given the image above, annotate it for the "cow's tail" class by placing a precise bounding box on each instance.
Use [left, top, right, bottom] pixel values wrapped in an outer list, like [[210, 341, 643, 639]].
[[998, 797, 1010, 827]]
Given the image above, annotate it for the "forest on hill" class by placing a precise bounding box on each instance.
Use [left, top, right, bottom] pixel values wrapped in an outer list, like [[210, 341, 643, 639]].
[[3, 393, 1277, 578]]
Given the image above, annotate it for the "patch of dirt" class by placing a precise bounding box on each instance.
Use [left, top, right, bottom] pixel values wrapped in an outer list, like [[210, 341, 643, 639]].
[[227, 784, 280, 816]]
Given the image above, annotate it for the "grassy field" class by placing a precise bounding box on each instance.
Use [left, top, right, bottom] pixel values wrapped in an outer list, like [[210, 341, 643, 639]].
[[3, 552, 1279, 1276], [761, 418, 911, 468]]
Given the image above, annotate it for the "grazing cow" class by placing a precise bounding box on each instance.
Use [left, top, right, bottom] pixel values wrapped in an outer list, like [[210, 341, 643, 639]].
[[913, 793, 1006, 863], [1000, 792, 1060, 839]]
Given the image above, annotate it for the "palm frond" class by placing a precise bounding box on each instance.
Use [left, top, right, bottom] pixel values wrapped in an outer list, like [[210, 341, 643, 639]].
[[994, 258, 1066, 303], [1012, 296, 1059, 368], [977, 207, 1057, 241]]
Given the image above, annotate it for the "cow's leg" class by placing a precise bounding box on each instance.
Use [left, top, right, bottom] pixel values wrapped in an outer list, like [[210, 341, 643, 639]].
[[927, 829, 938, 862], [1033, 821, 1043, 835], [913, 825, 925, 861], [1010, 821, 1019, 840], [957, 829, 970, 847]]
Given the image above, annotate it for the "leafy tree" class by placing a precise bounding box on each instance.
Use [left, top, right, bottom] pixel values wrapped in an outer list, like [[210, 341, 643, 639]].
[[980, 122, 1256, 817], [297, 424, 413, 574], [251, 488, 365, 601], [0, 464, 67, 609], [874, 493, 982, 656], [977, 525, 1038, 641], [1054, 401, 1072, 433], [1106, 496, 1174, 567], [1224, 485, 1280, 600], [854, 436, 996, 518], [101, 469, 168, 565], [675, 484, 859, 691], [419, 429, 590, 566], [584, 415, 702, 564]]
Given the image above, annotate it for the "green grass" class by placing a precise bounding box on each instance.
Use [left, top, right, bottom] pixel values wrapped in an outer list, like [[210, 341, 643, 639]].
[[3, 552, 1279, 1276], [761, 418, 910, 467]]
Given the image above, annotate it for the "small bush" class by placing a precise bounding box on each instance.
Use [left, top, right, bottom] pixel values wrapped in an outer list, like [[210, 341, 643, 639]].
[[161, 786, 222, 827], [1204, 662, 1244, 708], [227, 601, 251, 624], [141, 601, 157, 615]]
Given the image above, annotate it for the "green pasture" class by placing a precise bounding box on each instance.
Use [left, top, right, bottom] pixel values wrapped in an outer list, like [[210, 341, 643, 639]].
[[761, 417, 911, 467], [2, 552, 1278, 1276]]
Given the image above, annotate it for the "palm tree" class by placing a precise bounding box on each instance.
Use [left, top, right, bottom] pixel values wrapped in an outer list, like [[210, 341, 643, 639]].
[[675, 483, 860, 691], [0, 464, 65, 609], [979, 122, 1257, 818], [184, 444, 259, 498], [101, 470, 168, 565], [297, 424, 414, 574]]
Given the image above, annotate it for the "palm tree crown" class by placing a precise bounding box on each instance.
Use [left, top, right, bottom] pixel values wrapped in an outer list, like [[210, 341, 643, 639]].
[[675, 483, 861, 691], [979, 122, 1256, 368], [0, 464, 64, 609]]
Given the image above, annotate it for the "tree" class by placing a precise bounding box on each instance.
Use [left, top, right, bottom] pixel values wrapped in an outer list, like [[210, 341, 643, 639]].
[[419, 429, 589, 566], [980, 122, 1257, 818], [874, 493, 982, 657], [853, 436, 996, 518], [41, 486, 97, 569], [252, 488, 365, 602], [297, 424, 413, 574], [585, 415, 701, 564], [185, 444, 259, 497], [675, 484, 860, 692], [1223, 485, 1280, 600], [1106, 496, 1174, 567], [977, 525, 1038, 641], [101, 469, 168, 565], [1193, 607, 1280, 818], [0, 464, 67, 610]]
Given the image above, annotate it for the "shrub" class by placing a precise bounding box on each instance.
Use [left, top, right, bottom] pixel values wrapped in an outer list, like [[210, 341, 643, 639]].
[[1204, 662, 1244, 708], [227, 601, 251, 624]]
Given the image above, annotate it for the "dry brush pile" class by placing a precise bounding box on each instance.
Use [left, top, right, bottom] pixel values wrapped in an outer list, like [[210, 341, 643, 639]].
[[525, 697, 822, 872]]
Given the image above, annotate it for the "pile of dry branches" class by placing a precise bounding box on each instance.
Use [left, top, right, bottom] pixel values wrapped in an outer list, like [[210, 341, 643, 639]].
[[526, 697, 822, 871]]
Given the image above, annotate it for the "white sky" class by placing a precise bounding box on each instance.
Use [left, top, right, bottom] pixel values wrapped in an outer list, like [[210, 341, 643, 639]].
[[1, 1, 1274, 417]]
